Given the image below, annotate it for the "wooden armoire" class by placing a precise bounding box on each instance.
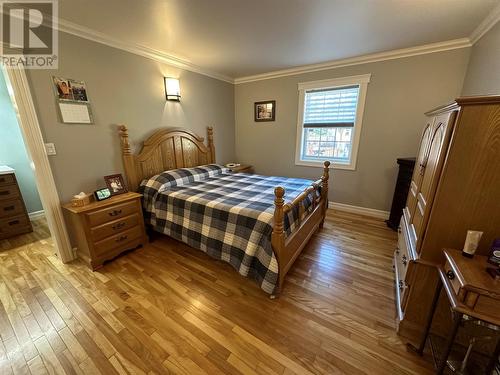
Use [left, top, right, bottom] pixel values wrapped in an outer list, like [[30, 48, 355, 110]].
[[394, 95, 500, 343]]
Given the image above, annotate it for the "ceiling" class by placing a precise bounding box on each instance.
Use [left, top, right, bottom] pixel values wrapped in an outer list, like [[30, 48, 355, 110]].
[[59, 0, 499, 79]]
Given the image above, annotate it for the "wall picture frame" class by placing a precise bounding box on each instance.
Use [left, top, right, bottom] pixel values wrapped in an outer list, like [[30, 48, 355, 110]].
[[104, 174, 128, 196], [254, 100, 276, 122]]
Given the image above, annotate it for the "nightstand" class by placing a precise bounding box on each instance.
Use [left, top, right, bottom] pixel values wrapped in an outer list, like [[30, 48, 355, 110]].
[[229, 164, 254, 173], [63, 192, 147, 270]]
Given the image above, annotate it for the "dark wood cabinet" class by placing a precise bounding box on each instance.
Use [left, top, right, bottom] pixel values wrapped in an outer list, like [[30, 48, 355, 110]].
[[386, 158, 415, 230]]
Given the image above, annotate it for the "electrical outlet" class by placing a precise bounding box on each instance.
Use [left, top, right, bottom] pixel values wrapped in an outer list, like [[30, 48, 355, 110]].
[[45, 143, 57, 156]]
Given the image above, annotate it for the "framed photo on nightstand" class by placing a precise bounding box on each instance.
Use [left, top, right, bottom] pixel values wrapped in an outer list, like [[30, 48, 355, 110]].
[[104, 174, 128, 196]]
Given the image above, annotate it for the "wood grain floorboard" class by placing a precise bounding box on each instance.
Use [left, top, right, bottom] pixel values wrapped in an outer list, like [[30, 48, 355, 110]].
[[0, 211, 434, 374]]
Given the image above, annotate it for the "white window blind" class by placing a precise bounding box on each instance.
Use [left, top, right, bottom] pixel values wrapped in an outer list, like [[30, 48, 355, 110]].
[[303, 85, 360, 128], [295, 74, 370, 170]]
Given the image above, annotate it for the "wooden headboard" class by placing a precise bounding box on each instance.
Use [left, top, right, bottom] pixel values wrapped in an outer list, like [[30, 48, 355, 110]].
[[118, 125, 215, 191]]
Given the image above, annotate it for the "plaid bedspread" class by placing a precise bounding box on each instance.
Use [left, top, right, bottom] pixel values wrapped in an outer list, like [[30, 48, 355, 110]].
[[139, 165, 318, 294]]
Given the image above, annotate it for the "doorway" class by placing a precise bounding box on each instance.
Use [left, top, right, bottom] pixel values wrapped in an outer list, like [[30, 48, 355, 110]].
[[0, 71, 50, 248], [1, 66, 73, 262]]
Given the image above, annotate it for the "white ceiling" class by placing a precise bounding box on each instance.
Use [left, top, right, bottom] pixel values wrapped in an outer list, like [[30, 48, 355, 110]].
[[59, 0, 499, 79]]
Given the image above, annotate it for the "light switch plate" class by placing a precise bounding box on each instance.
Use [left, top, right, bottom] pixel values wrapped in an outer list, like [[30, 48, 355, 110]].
[[45, 143, 57, 156]]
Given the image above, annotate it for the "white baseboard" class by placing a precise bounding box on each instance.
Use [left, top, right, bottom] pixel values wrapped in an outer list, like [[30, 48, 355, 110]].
[[329, 201, 389, 220], [28, 210, 45, 220]]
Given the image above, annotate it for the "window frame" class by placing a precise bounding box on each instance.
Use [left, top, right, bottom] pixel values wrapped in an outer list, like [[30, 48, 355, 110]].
[[295, 74, 371, 170]]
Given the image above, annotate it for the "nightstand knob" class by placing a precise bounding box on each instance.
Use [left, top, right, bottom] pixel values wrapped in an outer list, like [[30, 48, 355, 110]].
[[446, 270, 455, 280], [112, 222, 126, 230], [115, 235, 128, 242], [109, 209, 122, 217]]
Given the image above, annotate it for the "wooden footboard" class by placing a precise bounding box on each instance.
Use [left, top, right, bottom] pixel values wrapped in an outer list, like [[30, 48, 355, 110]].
[[271, 161, 330, 295]]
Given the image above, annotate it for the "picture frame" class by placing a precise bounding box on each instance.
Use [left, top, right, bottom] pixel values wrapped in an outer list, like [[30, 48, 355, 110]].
[[254, 100, 276, 122], [52, 76, 89, 102], [104, 174, 128, 196]]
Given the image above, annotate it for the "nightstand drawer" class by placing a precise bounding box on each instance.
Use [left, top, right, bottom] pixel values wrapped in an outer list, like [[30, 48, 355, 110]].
[[0, 199, 24, 218], [0, 184, 19, 201], [86, 201, 137, 227], [0, 174, 15, 186], [93, 225, 142, 255], [90, 214, 139, 242]]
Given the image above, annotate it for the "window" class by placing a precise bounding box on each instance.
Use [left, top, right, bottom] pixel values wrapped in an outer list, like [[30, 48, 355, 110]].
[[295, 74, 370, 170]]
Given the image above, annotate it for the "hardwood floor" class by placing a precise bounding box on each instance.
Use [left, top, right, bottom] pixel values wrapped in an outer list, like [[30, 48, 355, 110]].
[[0, 210, 434, 374]]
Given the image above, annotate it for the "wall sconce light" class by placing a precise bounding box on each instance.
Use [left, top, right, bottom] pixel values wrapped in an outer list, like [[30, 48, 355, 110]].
[[164, 77, 181, 101]]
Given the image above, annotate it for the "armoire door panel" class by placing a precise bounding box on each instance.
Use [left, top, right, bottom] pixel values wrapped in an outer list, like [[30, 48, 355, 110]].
[[412, 111, 457, 253], [405, 121, 433, 222]]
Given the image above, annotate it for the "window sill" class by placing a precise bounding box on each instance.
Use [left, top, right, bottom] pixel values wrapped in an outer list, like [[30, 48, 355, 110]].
[[295, 160, 356, 170]]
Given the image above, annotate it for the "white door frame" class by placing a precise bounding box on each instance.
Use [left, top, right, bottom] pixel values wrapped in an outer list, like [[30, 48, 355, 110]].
[[2, 66, 74, 263]]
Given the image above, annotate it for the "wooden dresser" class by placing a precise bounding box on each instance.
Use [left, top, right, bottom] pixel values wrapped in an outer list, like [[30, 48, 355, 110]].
[[395, 96, 500, 344], [0, 166, 32, 239], [63, 192, 147, 270], [442, 249, 500, 323]]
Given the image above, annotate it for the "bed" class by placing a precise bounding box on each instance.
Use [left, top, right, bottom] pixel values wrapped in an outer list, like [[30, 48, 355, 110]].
[[118, 125, 330, 296]]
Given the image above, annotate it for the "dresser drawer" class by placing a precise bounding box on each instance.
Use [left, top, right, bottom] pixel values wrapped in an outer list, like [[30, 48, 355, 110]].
[[90, 214, 139, 242], [93, 225, 142, 255], [0, 174, 15, 186], [0, 214, 30, 235], [0, 199, 25, 218], [0, 184, 19, 201], [396, 219, 410, 281], [443, 260, 461, 296], [86, 201, 137, 227]]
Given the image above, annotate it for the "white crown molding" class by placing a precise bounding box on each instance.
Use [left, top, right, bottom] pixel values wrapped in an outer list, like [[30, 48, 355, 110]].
[[5, 5, 495, 86], [234, 38, 472, 84], [56, 18, 235, 84], [469, 2, 500, 44], [329, 201, 389, 220]]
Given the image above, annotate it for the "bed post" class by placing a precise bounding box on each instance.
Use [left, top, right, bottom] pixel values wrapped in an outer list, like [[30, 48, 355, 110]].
[[207, 126, 216, 163], [118, 125, 139, 192], [320, 161, 331, 228], [271, 186, 286, 297]]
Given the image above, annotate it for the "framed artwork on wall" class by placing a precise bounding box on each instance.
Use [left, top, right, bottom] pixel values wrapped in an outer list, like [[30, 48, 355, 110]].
[[254, 100, 276, 122]]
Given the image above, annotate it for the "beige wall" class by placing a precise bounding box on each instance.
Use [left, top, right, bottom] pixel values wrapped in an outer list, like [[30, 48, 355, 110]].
[[235, 49, 470, 211], [462, 22, 500, 95], [27, 32, 235, 203]]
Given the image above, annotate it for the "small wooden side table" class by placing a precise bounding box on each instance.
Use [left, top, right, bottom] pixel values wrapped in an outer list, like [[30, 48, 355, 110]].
[[63, 192, 147, 270], [229, 164, 254, 173], [409, 249, 500, 374]]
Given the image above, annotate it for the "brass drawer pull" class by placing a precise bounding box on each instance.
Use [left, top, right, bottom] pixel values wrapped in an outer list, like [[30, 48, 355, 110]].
[[8, 220, 20, 226], [3, 205, 15, 211], [446, 270, 455, 280], [109, 209, 122, 217], [112, 222, 126, 230], [115, 235, 128, 242], [0, 190, 9, 196]]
